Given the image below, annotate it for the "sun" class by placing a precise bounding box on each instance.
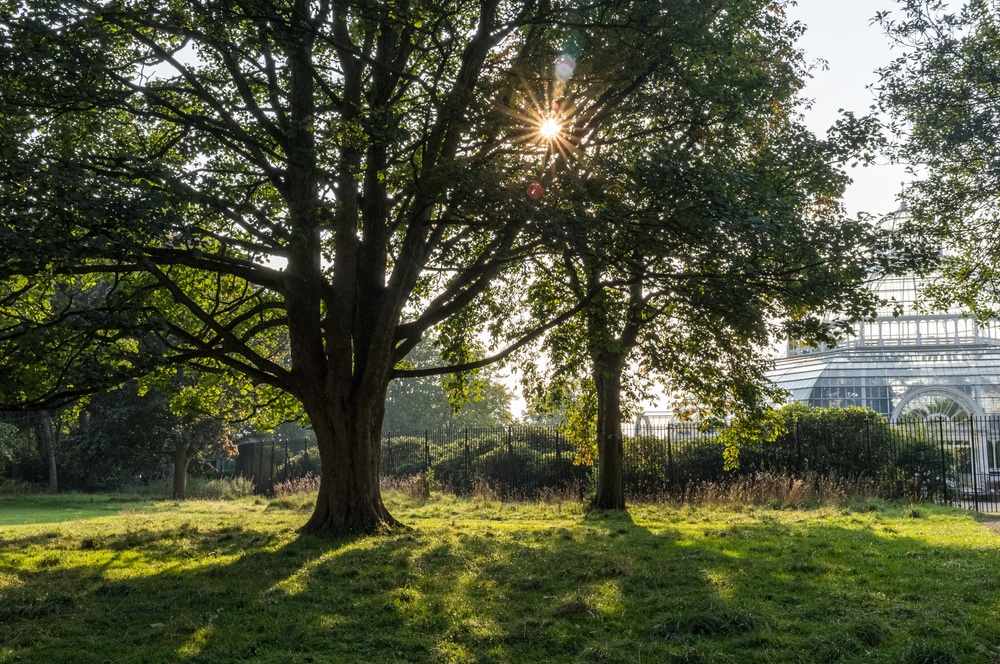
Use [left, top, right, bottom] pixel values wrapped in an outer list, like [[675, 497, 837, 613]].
[[539, 117, 561, 140]]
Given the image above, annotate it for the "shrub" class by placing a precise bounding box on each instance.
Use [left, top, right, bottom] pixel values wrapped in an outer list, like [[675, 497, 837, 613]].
[[380, 428, 585, 498], [187, 476, 255, 500], [0, 478, 40, 495], [272, 448, 322, 483], [274, 473, 321, 497], [744, 404, 894, 477], [117, 476, 254, 500], [381, 435, 430, 476], [381, 474, 432, 501]]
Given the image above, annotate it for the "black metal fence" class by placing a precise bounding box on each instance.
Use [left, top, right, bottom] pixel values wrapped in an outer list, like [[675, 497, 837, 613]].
[[381, 427, 588, 496], [235, 433, 320, 494], [235, 417, 1000, 512], [236, 426, 587, 497], [625, 417, 1000, 512]]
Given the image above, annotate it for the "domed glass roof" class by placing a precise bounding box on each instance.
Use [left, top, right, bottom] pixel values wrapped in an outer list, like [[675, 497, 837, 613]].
[[770, 202, 1000, 422]]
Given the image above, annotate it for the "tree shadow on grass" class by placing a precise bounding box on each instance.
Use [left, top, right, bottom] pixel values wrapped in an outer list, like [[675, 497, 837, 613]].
[[2, 507, 1000, 663]]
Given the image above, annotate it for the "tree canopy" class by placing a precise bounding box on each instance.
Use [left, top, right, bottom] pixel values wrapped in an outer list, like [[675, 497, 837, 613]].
[[877, 0, 1000, 317], [513, 8, 878, 508], [0, 0, 875, 533]]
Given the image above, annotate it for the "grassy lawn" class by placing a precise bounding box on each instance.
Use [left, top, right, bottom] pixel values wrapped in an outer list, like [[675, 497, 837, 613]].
[[2, 492, 1000, 663]]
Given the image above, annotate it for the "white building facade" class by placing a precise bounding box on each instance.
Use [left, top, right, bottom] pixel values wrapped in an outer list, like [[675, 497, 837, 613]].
[[768, 204, 1000, 492], [769, 203, 1000, 422]]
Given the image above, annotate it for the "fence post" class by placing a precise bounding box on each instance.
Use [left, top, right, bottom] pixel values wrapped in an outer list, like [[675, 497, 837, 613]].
[[865, 417, 873, 476], [939, 417, 949, 505], [268, 438, 277, 495], [424, 430, 431, 474], [795, 418, 802, 473], [464, 428, 471, 492], [666, 426, 674, 490], [256, 440, 265, 495], [507, 426, 514, 494], [282, 436, 290, 484], [387, 433, 394, 476], [968, 418, 979, 512]]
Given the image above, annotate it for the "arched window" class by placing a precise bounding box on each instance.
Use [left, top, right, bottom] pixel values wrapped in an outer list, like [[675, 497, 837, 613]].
[[894, 389, 978, 423]]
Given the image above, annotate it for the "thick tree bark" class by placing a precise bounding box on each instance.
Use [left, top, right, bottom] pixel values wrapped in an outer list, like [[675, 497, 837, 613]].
[[32, 411, 57, 494], [299, 388, 402, 535], [172, 440, 191, 500], [592, 353, 626, 510]]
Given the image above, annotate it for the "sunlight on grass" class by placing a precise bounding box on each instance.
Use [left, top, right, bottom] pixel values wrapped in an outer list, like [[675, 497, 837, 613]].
[[3, 492, 1000, 662], [267, 547, 353, 597], [177, 623, 215, 658]]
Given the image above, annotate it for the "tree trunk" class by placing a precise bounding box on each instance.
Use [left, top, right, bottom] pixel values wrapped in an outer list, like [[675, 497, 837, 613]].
[[172, 440, 191, 499], [299, 390, 402, 536], [32, 411, 57, 494], [592, 353, 626, 510]]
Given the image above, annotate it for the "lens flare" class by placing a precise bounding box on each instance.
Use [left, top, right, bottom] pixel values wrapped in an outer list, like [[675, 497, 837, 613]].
[[526, 182, 545, 200], [554, 54, 576, 81], [539, 118, 561, 139]]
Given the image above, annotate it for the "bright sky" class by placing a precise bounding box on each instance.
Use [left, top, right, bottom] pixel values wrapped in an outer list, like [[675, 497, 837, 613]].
[[786, 0, 911, 218]]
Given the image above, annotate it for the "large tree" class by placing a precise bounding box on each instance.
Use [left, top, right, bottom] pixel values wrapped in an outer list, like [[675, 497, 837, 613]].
[[877, 0, 1000, 316], [0, 0, 846, 533]]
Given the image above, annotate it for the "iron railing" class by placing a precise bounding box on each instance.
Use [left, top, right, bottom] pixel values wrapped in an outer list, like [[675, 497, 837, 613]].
[[235, 417, 1000, 512]]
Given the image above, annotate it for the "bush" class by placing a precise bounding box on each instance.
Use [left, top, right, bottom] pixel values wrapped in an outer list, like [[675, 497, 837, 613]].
[[625, 435, 727, 497], [117, 476, 254, 500], [378, 427, 585, 498], [0, 478, 40, 495], [187, 476, 255, 499], [273, 448, 322, 482], [888, 430, 956, 502], [381, 435, 430, 476], [428, 432, 584, 497], [742, 404, 894, 477]]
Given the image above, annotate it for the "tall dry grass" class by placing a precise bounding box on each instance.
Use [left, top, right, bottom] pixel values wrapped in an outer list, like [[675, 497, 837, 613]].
[[629, 472, 888, 509]]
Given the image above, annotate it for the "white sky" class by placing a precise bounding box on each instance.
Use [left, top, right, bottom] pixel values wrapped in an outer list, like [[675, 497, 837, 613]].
[[786, 0, 911, 218]]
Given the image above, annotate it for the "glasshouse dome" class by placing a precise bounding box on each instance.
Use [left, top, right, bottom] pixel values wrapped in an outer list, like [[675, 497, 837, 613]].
[[767, 202, 1000, 422]]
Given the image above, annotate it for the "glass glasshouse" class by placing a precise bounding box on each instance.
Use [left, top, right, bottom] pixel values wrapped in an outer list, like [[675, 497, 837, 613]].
[[768, 202, 1000, 422]]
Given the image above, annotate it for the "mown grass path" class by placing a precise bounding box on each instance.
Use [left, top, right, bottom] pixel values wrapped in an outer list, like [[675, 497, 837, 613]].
[[1, 493, 999, 663]]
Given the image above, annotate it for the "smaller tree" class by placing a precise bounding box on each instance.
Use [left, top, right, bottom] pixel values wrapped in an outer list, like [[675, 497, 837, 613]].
[[60, 370, 289, 497], [0, 419, 38, 486], [142, 368, 292, 499], [60, 385, 175, 491]]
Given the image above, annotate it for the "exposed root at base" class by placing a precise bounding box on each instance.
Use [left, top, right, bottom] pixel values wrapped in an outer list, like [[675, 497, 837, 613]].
[[298, 512, 409, 538]]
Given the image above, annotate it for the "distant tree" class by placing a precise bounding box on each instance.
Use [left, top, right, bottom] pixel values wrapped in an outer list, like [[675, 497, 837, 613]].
[[141, 367, 292, 498], [0, 264, 187, 491], [30, 411, 59, 493], [384, 342, 512, 431], [877, 0, 1000, 316], [61, 384, 177, 492], [0, 418, 39, 485], [60, 379, 238, 496]]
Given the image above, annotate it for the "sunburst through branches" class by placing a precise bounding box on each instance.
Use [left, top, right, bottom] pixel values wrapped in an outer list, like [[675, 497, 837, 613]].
[[502, 50, 580, 200]]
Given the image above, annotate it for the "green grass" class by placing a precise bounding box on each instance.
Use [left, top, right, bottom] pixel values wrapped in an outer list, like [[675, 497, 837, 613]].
[[2, 492, 1000, 663]]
